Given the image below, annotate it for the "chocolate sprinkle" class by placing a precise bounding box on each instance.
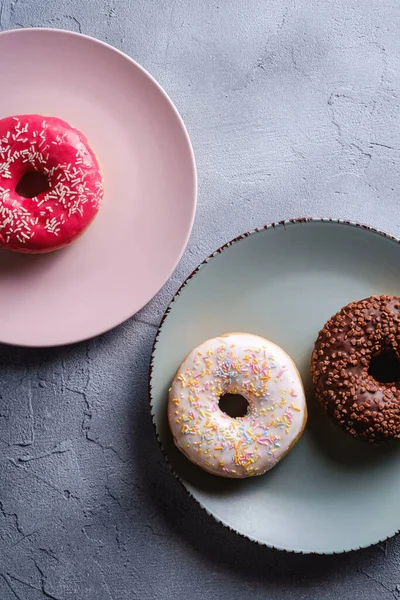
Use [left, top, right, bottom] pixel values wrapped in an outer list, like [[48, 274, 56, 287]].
[[311, 295, 400, 443]]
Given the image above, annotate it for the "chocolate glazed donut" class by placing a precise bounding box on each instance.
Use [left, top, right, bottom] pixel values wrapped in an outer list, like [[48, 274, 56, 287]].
[[311, 295, 400, 443]]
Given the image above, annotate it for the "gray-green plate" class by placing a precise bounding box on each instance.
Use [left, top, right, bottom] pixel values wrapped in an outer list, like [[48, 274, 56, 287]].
[[149, 218, 400, 554]]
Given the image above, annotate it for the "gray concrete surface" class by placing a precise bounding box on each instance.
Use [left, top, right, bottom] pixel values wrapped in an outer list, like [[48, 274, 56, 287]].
[[1, 0, 400, 597]]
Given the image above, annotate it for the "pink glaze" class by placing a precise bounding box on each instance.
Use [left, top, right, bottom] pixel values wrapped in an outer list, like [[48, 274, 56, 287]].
[[0, 114, 103, 253]]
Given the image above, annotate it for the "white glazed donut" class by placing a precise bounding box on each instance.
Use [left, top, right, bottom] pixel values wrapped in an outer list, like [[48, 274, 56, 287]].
[[168, 333, 307, 478]]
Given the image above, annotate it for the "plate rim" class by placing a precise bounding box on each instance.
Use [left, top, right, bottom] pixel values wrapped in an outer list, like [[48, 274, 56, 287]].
[[149, 217, 400, 554], [0, 27, 197, 348]]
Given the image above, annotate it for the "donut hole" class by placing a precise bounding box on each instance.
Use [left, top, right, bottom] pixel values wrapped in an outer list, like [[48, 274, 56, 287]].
[[368, 349, 400, 384], [15, 170, 50, 198], [219, 393, 249, 418]]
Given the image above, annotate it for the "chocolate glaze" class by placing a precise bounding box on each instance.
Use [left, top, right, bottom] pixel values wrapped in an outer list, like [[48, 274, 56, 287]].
[[311, 295, 400, 443]]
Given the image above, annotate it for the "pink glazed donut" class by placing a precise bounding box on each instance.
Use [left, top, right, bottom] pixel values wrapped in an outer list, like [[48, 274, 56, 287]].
[[0, 114, 103, 253]]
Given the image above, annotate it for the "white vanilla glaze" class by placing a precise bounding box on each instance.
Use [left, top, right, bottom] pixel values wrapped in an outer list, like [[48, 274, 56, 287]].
[[168, 333, 307, 478]]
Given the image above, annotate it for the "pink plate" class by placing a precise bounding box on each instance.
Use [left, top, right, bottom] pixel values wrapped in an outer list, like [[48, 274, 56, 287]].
[[0, 28, 196, 347]]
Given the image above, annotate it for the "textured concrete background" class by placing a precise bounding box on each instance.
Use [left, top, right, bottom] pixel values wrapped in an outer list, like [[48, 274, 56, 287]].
[[0, 0, 400, 598]]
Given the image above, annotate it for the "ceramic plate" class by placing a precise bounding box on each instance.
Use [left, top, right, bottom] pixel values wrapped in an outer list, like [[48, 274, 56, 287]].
[[150, 219, 400, 554], [0, 28, 196, 346]]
